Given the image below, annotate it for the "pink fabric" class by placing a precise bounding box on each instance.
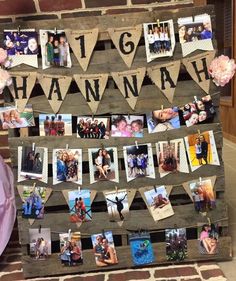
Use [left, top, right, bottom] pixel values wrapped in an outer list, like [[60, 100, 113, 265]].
[[0, 155, 16, 256]]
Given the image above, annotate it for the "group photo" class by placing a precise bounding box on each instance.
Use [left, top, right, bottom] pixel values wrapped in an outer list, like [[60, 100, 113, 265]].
[[198, 223, 219, 255], [29, 228, 51, 260], [165, 228, 187, 261], [77, 117, 110, 139]]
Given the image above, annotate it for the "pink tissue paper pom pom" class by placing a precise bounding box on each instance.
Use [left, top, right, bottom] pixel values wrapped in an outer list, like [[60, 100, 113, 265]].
[[208, 55, 236, 87], [0, 69, 12, 94], [0, 48, 7, 64]]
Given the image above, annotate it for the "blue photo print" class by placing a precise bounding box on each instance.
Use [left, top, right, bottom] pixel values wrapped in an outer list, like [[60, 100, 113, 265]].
[[69, 190, 91, 223], [129, 232, 154, 266]]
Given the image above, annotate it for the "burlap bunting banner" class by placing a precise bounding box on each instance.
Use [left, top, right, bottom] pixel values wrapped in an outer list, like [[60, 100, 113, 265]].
[[111, 67, 146, 110], [65, 28, 99, 71], [8, 72, 37, 112], [73, 73, 108, 114], [38, 74, 72, 113], [107, 25, 142, 68], [147, 60, 181, 103], [182, 51, 216, 93]]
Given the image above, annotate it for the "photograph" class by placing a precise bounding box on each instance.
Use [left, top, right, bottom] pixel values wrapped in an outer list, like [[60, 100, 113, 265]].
[[181, 95, 215, 127], [0, 105, 35, 129], [39, 114, 72, 136], [144, 185, 174, 221], [39, 29, 72, 70], [189, 178, 216, 213], [198, 223, 219, 255], [143, 19, 175, 63], [18, 146, 48, 182], [52, 149, 82, 185], [184, 130, 220, 172], [111, 115, 144, 138], [59, 232, 83, 266], [156, 139, 189, 177], [129, 232, 154, 266], [77, 116, 110, 139], [165, 228, 187, 261], [88, 147, 119, 184], [69, 190, 91, 223], [105, 189, 129, 222], [29, 228, 51, 259], [123, 143, 155, 182], [147, 107, 181, 133], [22, 186, 46, 219], [91, 231, 118, 267]]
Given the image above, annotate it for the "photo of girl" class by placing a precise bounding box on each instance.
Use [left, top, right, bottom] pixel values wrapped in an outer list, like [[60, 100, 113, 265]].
[[165, 228, 187, 261], [39, 114, 72, 136], [53, 149, 82, 185], [40, 29, 72, 70], [88, 147, 119, 184], [111, 115, 144, 138], [69, 190, 91, 223], [77, 117, 110, 139], [143, 20, 175, 63], [91, 231, 118, 267], [198, 223, 219, 255], [29, 228, 51, 260]]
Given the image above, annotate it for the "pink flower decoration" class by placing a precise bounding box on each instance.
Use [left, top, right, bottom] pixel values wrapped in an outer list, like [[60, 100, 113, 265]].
[[0, 48, 7, 64], [0, 69, 12, 94], [208, 55, 236, 87]]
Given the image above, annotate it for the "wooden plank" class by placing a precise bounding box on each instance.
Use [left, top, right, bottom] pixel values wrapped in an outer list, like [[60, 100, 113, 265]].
[[22, 237, 232, 279], [18, 199, 228, 244]]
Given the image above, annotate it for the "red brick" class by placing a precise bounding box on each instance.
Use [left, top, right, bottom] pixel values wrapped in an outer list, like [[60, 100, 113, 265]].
[[108, 271, 150, 281], [201, 269, 225, 280], [181, 279, 201, 281], [0, 149, 10, 159], [0, 263, 22, 272], [106, 8, 147, 14], [39, 0, 82, 12], [154, 267, 198, 278], [85, 0, 127, 8], [61, 10, 102, 18], [6, 254, 22, 263], [0, 272, 24, 281], [35, 279, 60, 281], [64, 274, 105, 281], [132, 0, 171, 3], [0, 0, 36, 16]]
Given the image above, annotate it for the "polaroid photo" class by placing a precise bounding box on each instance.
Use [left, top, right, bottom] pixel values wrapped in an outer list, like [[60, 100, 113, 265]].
[[111, 115, 144, 138], [22, 186, 46, 219], [156, 139, 189, 178], [123, 143, 155, 182], [59, 232, 83, 266], [181, 95, 215, 127], [189, 178, 216, 213], [143, 19, 175, 63], [0, 104, 35, 130], [184, 130, 220, 172], [198, 223, 219, 255], [29, 228, 51, 259], [52, 149, 82, 185], [147, 107, 181, 133], [105, 189, 129, 222], [144, 186, 174, 221], [77, 116, 110, 139], [18, 146, 48, 183], [88, 147, 119, 184], [165, 228, 187, 261], [178, 14, 214, 56], [40, 29, 72, 70], [129, 232, 155, 266], [3, 29, 38, 68], [91, 231, 118, 267], [39, 114, 72, 137], [68, 190, 91, 223]]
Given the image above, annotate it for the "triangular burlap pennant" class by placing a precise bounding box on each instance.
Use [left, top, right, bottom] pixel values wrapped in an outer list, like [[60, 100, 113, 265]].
[[182, 51, 216, 93], [103, 188, 136, 227], [8, 72, 37, 112], [147, 60, 181, 103], [17, 184, 52, 226], [73, 73, 108, 113], [107, 25, 142, 68], [65, 28, 99, 71], [38, 74, 72, 113], [182, 175, 217, 202], [62, 189, 97, 228], [111, 67, 146, 110]]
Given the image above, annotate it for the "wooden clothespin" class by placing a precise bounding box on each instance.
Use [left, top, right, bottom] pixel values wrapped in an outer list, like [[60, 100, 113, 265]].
[[115, 186, 118, 194], [194, 96, 198, 102], [207, 217, 211, 226], [38, 224, 41, 234], [199, 177, 202, 184], [197, 129, 201, 137], [68, 229, 71, 241], [54, 27, 57, 34], [101, 143, 104, 150], [32, 142, 35, 152], [92, 114, 94, 121], [154, 185, 157, 193], [128, 114, 130, 120], [18, 25, 21, 34], [78, 186, 81, 193], [66, 144, 69, 150], [135, 140, 139, 149], [32, 182, 36, 192], [161, 105, 164, 111], [157, 19, 160, 28]]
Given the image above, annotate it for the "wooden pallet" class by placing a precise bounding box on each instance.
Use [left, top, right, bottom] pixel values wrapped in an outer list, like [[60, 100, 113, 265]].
[[4, 3, 232, 279]]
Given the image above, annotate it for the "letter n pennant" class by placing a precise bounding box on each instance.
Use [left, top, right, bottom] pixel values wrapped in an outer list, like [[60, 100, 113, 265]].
[[147, 61, 180, 103], [111, 67, 146, 110], [73, 73, 108, 114], [108, 25, 142, 68], [38, 74, 72, 113]]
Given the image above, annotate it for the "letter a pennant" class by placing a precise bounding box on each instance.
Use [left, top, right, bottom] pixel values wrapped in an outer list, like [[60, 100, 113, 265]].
[[38, 74, 72, 113]]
